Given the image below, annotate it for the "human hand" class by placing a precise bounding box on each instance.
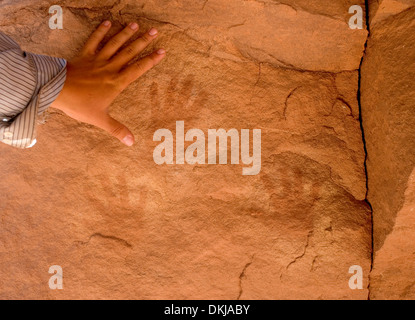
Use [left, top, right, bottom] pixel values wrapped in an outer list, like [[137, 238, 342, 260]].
[[51, 21, 166, 146]]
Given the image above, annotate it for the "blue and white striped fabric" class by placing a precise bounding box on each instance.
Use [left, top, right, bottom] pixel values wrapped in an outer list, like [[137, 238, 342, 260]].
[[0, 32, 66, 148]]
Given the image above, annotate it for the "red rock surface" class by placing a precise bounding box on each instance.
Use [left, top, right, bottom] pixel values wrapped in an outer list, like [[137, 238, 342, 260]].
[[369, 0, 414, 25], [4, 0, 410, 300], [362, 1, 415, 299]]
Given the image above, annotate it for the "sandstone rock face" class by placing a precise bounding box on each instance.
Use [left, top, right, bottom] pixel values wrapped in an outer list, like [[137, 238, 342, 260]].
[[0, 0, 372, 299], [362, 2, 415, 299], [369, 0, 414, 25]]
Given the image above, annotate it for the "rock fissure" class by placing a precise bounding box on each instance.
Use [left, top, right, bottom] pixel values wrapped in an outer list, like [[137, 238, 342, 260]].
[[357, 0, 373, 300], [0, 0, 385, 300], [237, 255, 255, 300], [75, 233, 133, 248], [286, 231, 313, 271]]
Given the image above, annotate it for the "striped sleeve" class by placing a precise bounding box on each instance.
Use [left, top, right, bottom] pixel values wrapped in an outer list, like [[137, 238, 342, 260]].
[[0, 32, 67, 149]]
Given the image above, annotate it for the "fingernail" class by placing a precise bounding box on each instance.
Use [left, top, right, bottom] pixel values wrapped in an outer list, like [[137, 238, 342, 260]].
[[103, 20, 111, 27], [157, 49, 166, 55], [129, 22, 139, 30], [122, 135, 134, 147], [149, 28, 158, 36]]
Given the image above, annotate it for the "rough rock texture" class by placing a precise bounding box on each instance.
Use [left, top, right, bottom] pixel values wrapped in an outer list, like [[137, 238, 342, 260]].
[[362, 2, 415, 299], [0, 0, 372, 299], [370, 169, 415, 299]]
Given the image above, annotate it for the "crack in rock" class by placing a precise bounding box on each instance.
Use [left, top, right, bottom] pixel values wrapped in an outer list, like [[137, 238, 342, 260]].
[[227, 21, 247, 30], [357, 0, 373, 300], [249, 63, 262, 105], [286, 231, 313, 270], [201, 0, 209, 10]]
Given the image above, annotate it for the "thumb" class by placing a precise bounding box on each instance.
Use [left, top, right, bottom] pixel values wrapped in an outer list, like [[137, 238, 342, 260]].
[[100, 115, 135, 147]]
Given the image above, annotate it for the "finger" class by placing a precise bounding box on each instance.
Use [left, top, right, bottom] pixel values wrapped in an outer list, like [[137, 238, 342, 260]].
[[109, 28, 159, 70], [99, 115, 135, 147], [97, 22, 139, 61], [119, 49, 166, 86], [81, 21, 112, 56]]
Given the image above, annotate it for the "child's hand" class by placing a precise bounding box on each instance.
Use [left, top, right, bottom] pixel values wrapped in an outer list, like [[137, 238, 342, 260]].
[[51, 21, 166, 146]]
